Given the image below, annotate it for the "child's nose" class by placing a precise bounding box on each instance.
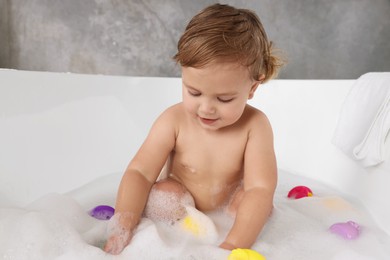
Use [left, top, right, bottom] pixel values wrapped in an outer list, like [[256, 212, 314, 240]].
[[199, 100, 216, 114]]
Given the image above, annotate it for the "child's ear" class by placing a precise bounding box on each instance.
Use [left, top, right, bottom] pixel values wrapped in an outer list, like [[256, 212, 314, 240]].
[[248, 82, 259, 99], [248, 75, 265, 99]]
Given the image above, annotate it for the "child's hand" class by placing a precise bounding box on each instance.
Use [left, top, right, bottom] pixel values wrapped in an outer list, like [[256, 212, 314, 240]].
[[104, 232, 132, 255], [219, 241, 236, 250], [104, 212, 135, 255]]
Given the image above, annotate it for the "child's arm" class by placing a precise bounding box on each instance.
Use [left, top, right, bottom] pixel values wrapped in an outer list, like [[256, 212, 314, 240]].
[[103, 169, 152, 254], [104, 107, 178, 254], [220, 112, 277, 250]]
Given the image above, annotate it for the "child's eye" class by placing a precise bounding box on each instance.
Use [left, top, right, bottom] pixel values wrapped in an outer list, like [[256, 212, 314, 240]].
[[218, 97, 234, 103], [188, 90, 201, 96]]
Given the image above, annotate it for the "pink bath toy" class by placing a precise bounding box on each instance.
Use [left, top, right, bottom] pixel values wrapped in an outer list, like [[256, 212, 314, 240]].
[[287, 185, 313, 199], [329, 221, 360, 239], [88, 205, 115, 220]]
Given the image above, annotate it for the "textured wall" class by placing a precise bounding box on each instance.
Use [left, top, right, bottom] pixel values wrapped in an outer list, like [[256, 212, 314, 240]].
[[0, 0, 9, 69], [1, 0, 390, 79]]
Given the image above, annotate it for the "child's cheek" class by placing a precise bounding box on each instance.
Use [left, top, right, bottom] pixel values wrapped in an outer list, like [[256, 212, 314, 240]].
[[183, 96, 197, 115]]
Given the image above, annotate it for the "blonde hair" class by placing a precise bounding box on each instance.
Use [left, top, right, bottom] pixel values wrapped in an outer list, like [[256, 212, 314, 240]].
[[173, 4, 285, 82]]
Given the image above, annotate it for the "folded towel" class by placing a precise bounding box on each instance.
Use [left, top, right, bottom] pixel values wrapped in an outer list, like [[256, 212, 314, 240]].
[[332, 72, 390, 167], [353, 89, 390, 166]]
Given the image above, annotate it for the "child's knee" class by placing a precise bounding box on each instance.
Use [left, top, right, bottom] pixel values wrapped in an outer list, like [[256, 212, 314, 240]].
[[144, 179, 195, 222], [152, 178, 187, 194]]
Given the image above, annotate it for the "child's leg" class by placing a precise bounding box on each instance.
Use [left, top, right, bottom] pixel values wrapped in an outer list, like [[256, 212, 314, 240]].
[[144, 178, 195, 222]]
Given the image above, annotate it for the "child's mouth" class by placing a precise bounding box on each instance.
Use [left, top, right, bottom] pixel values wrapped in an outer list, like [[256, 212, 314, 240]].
[[199, 117, 217, 125]]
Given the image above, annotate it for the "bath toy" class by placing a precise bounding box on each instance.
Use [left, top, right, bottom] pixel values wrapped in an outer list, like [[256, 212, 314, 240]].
[[329, 221, 360, 239], [228, 248, 266, 260], [88, 205, 115, 220], [287, 185, 313, 199], [321, 197, 354, 211], [179, 206, 218, 243], [182, 215, 202, 236]]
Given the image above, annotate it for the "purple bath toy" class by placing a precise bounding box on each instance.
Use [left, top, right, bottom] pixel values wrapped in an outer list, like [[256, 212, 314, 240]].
[[329, 221, 360, 239], [89, 205, 115, 220]]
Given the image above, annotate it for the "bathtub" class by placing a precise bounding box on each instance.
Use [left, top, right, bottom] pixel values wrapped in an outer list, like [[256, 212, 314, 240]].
[[1, 69, 390, 259]]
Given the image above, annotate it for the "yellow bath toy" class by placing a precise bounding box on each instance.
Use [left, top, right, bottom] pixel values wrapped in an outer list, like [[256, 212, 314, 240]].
[[228, 248, 266, 260], [181, 215, 203, 236], [178, 206, 218, 243]]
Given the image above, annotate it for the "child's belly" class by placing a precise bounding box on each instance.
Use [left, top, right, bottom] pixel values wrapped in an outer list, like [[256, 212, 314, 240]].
[[169, 173, 241, 212]]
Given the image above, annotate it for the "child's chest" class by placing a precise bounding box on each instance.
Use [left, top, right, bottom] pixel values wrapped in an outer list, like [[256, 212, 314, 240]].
[[173, 129, 248, 177]]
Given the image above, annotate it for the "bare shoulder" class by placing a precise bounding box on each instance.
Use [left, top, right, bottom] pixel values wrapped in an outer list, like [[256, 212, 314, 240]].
[[242, 105, 272, 132], [149, 103, 190, 143], [154, 103, 184, 127], [159, 103, 184, 118]]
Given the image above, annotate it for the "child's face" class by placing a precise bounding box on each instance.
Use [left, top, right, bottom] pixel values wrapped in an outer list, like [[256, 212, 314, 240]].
[[181, 62, 259, 131]]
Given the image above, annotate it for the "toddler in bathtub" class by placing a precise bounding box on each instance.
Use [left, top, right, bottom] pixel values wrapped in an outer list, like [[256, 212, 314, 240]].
[[104, 3, 284, 255]]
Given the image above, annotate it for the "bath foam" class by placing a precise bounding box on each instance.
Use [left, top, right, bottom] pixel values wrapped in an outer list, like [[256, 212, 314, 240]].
[[0, 169, 390, 260]]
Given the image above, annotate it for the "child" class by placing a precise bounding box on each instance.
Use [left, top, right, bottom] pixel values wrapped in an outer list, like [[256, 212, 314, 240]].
[[104, 3, 284, 254]]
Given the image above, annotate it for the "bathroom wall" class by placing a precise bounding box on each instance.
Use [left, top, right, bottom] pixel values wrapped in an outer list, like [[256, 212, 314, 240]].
[[0, 0, 9, 69], [1, 0, 389, 79]]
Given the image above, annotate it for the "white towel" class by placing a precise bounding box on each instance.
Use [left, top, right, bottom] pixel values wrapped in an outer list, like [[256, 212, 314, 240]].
[[332, 72, 390, 167]]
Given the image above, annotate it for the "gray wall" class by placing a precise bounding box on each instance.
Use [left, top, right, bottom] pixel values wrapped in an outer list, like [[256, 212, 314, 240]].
[[1, 0, 389, 79]]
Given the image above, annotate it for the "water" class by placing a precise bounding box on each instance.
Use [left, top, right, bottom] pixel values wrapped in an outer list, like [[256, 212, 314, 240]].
[[1, 170, 389, 260]]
